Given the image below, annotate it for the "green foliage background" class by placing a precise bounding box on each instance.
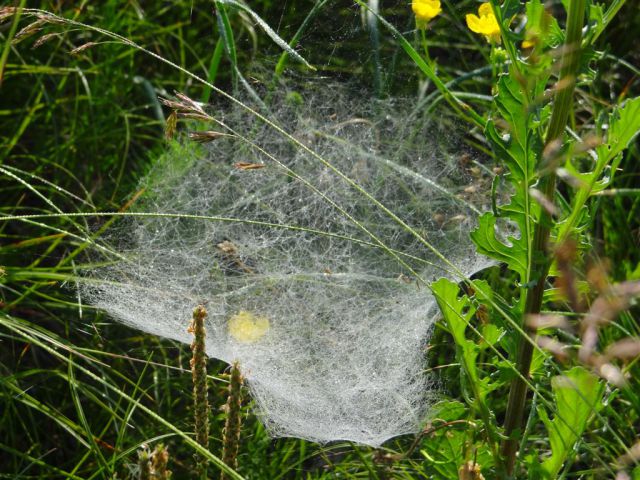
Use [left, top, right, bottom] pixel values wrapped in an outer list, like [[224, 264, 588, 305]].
[[1, 0, 639, 478]]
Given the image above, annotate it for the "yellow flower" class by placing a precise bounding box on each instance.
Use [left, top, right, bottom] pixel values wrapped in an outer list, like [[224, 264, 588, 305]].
[[412, 0, 441, 24], [228, 310, 270, 343], [521, 38, 535, 49], [466, 3, 501, 43]]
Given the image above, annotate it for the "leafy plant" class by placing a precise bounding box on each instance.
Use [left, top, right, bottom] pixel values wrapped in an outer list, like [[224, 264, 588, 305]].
[[421, 0, 640, 477]]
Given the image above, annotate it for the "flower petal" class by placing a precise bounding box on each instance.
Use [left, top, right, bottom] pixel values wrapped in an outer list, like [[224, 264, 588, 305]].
[[465, 13, 483, 33], [412, 0, 441, 22], [478, 2, 494, 17]]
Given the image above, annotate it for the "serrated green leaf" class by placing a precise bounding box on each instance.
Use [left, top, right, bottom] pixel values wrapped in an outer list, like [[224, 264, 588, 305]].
[[539, 367, 604, 478], [558, 97, 640, 242], [585, 2, 606, 41], [472, 213, 529, 280], [421, 428, 495, 477], [432, 278, 479, 386], [597, 96, 640, 164], [432, 279, 475, 350], [432, 279, 502, 401], [470, 74, 541, 285], [525, 0, 562, 48], [480, 323, 503, 349]]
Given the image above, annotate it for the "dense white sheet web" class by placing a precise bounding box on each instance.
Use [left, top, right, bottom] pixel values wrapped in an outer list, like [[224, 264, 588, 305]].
[[85, 85, 489, 446]]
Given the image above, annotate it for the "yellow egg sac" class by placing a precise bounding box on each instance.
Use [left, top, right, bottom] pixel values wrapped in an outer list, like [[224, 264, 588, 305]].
[[228, 310, 270, 343]]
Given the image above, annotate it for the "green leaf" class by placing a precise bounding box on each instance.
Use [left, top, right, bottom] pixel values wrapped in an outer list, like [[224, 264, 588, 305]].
[[214, 1, 238, 89], [433, 279, 500, 402], [421, 428, 494, 478], [201, 39, 224, 103], [576, 95, 640, 195], [501, 0, 522, 20], [585, 2, 606, 42], [525, 0, 562, 48], [472, 213, 529, 281], [557, 96, 640, 242], [431, 399, 467, 422], [539, 367, 604, 478], [420, 429, 467, 477], [480, 323, 503, 349], [432, 278, 479, 388], [470, 73, 541, 284], [596, 96, 640, 164]]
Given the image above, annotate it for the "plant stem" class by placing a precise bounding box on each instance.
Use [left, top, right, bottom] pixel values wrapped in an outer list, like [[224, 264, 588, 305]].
[[220, 361, 244, 480], [190, 304, 210, 479], [500, 0, 586, 475], [420, 29, 433, 68]]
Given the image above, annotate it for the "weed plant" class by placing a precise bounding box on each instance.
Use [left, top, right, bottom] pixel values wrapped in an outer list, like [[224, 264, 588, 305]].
[[1, 1, 639, 479]]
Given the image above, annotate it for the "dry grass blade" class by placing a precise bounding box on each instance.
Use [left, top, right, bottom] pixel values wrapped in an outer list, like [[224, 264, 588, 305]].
[[188, 131, 230, 143]]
